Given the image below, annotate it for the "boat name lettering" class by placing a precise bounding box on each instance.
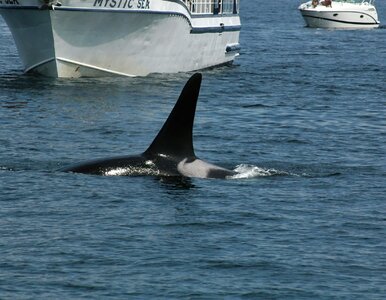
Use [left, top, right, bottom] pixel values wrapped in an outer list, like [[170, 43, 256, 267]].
[[93, 0, 150, 9], [0, 0, 20, 5]]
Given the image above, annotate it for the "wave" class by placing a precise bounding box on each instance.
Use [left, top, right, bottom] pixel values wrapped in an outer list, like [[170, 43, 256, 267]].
[[0, 166, 14, 172]]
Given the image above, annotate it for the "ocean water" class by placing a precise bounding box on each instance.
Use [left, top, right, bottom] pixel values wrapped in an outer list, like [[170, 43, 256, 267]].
[[1, 1, 385, 299]]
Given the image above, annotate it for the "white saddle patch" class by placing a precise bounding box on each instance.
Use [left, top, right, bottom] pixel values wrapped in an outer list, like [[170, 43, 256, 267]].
[[177, 158, 229, 179]]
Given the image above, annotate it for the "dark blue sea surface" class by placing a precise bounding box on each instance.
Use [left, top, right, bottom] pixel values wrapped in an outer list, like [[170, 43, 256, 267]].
[[1, 1, 385, 299]]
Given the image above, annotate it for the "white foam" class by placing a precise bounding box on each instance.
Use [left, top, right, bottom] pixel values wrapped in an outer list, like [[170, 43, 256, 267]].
[[0, 166, 13, 171], [230, 164, 290, 179], [104, 168, 132, 176], [103, 165, 160, 176]]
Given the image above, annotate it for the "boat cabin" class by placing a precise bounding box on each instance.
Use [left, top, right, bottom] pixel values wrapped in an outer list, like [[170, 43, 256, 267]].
[[182, 0, 239, 15]]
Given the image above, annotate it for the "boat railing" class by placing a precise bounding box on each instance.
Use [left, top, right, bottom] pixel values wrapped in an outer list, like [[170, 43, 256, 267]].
[[182, 0, 239, 15]]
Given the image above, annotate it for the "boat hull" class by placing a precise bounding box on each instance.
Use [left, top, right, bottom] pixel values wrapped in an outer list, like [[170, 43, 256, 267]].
[[0, 2, 241, 77], [299, 1, 379, 29]]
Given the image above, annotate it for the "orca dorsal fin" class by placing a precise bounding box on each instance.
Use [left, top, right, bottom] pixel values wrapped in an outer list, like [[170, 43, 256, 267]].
[[144, 73, 202, 159]]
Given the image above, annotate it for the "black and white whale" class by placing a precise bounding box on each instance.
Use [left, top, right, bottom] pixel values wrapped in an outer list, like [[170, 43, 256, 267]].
[[60, 73, 237, 179]]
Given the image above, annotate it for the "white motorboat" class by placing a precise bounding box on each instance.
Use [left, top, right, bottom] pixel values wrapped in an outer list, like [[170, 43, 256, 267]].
[[299, 0, 380, 29], [0, 0, 241, 77]]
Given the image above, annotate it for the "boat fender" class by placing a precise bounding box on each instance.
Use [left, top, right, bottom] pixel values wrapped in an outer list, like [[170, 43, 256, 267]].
[[226, 44, 241, 53]]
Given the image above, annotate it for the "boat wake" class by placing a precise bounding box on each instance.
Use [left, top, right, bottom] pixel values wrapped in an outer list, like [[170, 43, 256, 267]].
[[230, 164, 292, 179]]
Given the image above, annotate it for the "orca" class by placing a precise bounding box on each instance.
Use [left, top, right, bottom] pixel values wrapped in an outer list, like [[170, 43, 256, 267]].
[[60, 73, 237, 179]]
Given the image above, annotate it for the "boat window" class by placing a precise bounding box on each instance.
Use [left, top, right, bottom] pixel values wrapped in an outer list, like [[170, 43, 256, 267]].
[[221, 0, 239, 14]]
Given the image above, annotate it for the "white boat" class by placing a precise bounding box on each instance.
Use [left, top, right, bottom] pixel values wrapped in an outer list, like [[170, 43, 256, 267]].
[[0, 0, 241, 77], [299, 0, 380, 29]]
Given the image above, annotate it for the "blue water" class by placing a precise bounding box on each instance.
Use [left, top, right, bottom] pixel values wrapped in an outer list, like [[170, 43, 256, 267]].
[[1, 1, 386, 298]]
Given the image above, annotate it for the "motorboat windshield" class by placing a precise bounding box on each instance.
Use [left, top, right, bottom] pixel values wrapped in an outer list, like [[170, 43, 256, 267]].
[[332, 0, 375, 3]]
